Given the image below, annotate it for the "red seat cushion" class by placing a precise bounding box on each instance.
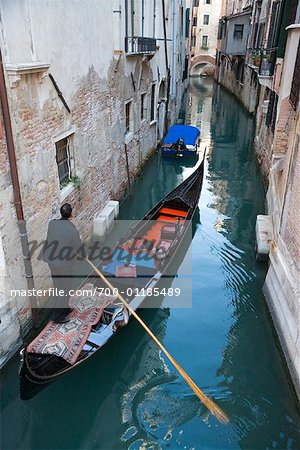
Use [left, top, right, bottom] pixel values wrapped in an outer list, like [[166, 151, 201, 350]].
[[159, 207, 188, 218], [157, 214, 184, 223]]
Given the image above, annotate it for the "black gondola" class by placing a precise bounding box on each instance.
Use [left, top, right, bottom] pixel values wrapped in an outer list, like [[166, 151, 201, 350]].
[[19, 157, 205, 400]]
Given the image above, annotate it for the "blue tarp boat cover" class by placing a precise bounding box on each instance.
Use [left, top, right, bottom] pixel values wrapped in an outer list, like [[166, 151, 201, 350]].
[[163, 125, 200, 146]]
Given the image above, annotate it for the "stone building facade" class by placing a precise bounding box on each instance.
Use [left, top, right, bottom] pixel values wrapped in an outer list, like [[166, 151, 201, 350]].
[[189, 0, 222, 76], [0, 0, 189, 365], [263, 20, 300, 400], [215, 0, 258, 113], [215, 0, 300, 399]]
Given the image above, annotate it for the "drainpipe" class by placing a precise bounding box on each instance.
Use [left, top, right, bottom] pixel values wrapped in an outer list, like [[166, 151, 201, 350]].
[[131, 0, 134, 38], [125, 0, 128, 52], [153, 0, 156, 38], [162, 0, 171, 135], [142, 0, 145, 37], [0, 49, 39, 327], [171, 0, 177, 98]]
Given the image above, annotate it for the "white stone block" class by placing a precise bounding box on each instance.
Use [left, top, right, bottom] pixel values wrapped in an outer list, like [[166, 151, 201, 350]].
[[255, 215, 274, 261], [107, 200, 119, 218], [93, 216, 107, 238], [93, 200, 119, 237], [100, 205, 115, 233], [271, 154, 286, 172]]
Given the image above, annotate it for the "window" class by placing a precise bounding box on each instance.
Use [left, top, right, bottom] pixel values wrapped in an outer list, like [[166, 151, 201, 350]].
[[192, 16, 197, 26], [236, 57, 245, 83], [185, 8, 190, 38], [202, 35, 208, 48], [233, 24, 244, 39], [56, 137, 72, 188], [141, 93, 146, 120], [150, 84, 156, 122], [218, 20, 224, 39], [267, 2, 280, 49], [290, 41, 300, 110], [203, 14, 209, 25], [266, 90, 278, 132], [205, 0, 211, 4], [257, 23, 265, 48], [191, 35, 196, 47], [125, 101, 132, 132]]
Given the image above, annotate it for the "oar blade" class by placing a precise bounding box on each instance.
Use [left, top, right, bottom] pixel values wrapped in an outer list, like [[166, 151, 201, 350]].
[[171, 360, 229, 424], [86, 258, 229, 425]]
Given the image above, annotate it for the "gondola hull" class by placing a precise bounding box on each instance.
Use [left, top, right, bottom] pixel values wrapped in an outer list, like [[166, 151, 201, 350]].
[[19, 158, 205, 400]]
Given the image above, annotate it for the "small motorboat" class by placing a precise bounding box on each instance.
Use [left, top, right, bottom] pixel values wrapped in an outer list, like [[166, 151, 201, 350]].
[[161, 124, 200, 157]]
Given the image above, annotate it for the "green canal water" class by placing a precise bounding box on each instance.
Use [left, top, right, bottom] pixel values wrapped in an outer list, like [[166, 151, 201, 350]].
[[1, 79, 300, 449]]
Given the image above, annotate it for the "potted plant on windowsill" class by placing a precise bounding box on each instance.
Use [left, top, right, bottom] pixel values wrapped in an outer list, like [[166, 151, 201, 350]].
[[253, 51, 261, 66], [61, 176, 81, 189]]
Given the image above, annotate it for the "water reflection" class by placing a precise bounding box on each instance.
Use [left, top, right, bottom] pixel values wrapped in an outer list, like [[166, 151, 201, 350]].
[[1, 79, 300, 450], [204, 82, 300, 449]]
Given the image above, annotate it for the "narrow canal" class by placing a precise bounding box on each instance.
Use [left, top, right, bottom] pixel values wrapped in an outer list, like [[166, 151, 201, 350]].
[[1, 79, 300, 450]]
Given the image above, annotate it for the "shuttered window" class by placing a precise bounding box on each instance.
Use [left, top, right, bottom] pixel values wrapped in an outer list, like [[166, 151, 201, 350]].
[[266, 90, 278, 132], [150, 84, 156, 122], [125, 101, 133, 132], [141, 93, 146, 120], [185, 8, 190, 38], [290, 42, 300, 110], [267, 2, 280, 48]]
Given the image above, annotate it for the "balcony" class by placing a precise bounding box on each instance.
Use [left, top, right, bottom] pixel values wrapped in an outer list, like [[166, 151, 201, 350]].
[[248, 48, 277, 88], [248, 48, 277, 75], [125, 37, 157, 56]]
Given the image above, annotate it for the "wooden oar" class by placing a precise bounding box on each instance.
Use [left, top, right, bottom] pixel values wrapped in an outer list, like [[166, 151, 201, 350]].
[[86, 258, 229, 424]]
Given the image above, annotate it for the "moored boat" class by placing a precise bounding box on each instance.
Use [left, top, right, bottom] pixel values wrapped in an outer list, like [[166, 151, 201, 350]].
[[19, 158, 205, 400], [161, 124, 200, 157]]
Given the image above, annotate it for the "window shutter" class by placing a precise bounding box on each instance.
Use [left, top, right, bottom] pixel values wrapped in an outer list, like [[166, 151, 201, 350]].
[[267, 2, 279, 48], [290, 42, 300, 110], [266, 91, 275, 128]]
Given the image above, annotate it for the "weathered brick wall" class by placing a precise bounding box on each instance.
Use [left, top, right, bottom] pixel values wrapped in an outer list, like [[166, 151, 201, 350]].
[[0, 117, 32, 359], [280, 112, 300, 267], [0, 0, 186, 365], [272, 97, 291, 152], [254, 87, 275, 183], [5, 55, 178, 312], [217, 61, 259, 113]]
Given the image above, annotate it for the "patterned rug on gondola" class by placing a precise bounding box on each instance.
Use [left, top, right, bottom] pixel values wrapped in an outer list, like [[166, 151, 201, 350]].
[[27, 284, 115, 365]]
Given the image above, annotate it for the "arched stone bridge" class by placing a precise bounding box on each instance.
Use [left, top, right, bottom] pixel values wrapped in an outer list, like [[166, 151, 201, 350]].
[[190, 54, 216, 76]]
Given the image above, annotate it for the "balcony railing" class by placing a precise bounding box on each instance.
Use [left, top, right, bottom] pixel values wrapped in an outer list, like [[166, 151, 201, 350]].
[[248, 48, 277, 76], [125, 37, 157, 55]]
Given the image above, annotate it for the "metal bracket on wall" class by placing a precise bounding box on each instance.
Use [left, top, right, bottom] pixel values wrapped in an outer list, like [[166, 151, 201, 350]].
[[130, 72, 136, 91], [49, 72, 71, 113]]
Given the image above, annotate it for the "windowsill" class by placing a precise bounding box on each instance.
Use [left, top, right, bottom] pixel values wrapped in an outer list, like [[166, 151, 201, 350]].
[[53, 126, 76, 143], [60, 183, 75, 202], [150, 120, 157, 126], [125, 131, 134, 144]]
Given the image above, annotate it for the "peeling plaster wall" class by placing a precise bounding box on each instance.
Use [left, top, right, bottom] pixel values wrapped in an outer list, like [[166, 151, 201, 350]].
[[0, 0, 188, 363]]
